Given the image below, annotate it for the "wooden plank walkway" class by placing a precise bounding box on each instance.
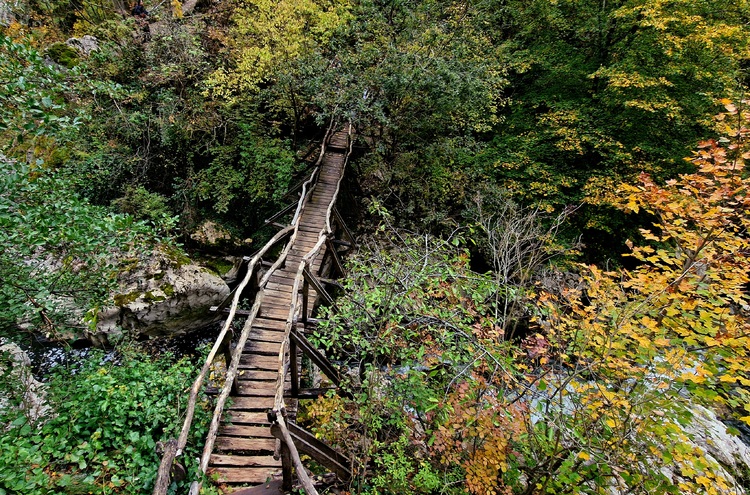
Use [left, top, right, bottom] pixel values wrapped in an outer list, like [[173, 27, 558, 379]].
[[207, 130, 350, 488]]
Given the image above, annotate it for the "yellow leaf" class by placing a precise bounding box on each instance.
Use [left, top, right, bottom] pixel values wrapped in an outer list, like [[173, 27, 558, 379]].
[[578, 452, 591, 461]]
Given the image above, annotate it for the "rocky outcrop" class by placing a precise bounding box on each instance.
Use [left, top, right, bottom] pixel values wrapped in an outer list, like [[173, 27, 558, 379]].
[[89, 249, 229, 346], [189, 219, 252, 252], [190, 220, 233, 247], [0, 340, 48, 425], [0, 0, 24, 25], [682, 405, 750, 492], [66, 35, 99, 56]]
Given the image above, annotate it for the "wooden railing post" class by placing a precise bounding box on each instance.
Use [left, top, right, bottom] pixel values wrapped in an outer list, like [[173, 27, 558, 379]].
[[290, 337, 299, 397], [324, 237, 345, 277], [281, 440, 293, 492], [301, 273, 310, 325]]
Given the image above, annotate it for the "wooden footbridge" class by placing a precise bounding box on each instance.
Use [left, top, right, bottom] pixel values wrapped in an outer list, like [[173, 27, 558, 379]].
[[154, 124, 356, 495]]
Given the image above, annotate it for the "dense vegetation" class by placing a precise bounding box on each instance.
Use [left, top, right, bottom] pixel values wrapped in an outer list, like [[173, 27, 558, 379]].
[[1, 0, 750, 493]]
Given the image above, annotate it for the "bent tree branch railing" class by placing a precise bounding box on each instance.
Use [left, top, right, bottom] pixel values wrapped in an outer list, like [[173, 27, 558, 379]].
[[153, 121, 353, 495], [269, 122, 354, 495]]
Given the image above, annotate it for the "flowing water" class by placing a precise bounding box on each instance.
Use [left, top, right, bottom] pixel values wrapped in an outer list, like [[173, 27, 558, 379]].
[[21, 323, 222, 381]]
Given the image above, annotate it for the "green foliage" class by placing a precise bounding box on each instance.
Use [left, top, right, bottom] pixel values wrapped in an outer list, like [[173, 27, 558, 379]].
[[308, 158, 750, 493], [194, 123, 300, 216], [111, 186, 179, 236], [46, 41, 79, 68], [0, 34, 83, 156], [0, 348, 211, 494], [0, 159, 160, 338], [478, 0, 750, 251]]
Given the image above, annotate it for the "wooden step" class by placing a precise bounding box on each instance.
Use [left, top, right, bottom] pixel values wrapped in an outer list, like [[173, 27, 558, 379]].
[[244, 340, 283, 355], [233, 370, 279, 382], [218, 424, 274, 438], [234, 385, 278, 397], [210, 466, 279, 484], [238, 354, 281, 371], [210, 454, 281, 468], [226, 411, 271, 424], [215, 436, 277, 453], [250, 318, 287, 330], [246, 329, 286, 344], [227, 396, 276, 411]]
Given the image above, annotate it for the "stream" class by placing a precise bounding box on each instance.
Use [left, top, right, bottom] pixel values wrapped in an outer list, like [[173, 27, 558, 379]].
[[21, 323, 222, 381]]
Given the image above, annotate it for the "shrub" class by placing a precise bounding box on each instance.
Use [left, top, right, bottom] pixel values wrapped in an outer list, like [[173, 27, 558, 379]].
[[0, 348, 211, 494]]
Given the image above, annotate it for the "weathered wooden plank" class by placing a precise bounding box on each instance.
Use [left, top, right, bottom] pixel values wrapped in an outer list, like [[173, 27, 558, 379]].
[[264, 284, 294, 294], [226, 411, 270, 424], [250, 318, 287, 330], [235, 384, 278, 397], [209, 454, 281, 468], [238, 354, 280, 370], [247, 330, 286, 344], [210, 467, 279, 484], [215, 436, 277, 453], [259, 307, 294, 320], [235, 370, 278, 381], [244, 340, 283, 355], [261, 299, 294, 310], [263, 288, 294, 298], [219, 425, 274, 438], [227, 396, 276, 411]]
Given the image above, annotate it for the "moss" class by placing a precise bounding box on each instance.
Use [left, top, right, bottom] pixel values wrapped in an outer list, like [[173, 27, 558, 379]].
[[161, 283, 175, 297], [201, 257, 234, 277], [118, 257, 140, 272], [46, 42, 80, 68], [143, 291, 166, 302], [162, 244, 191, 268], [152, 270, 166, 280], [46, 148, 70, 168], [113, 291, 140, 306]]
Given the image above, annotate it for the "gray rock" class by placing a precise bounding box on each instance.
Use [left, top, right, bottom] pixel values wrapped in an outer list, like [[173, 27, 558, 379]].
[[190, 220, 232, 247], [89, 249, 229, 346], [65, 35, 99, 56], [0, 0, 24, 26], [684, 405, 750, 486], [0, 340, 49, 425]]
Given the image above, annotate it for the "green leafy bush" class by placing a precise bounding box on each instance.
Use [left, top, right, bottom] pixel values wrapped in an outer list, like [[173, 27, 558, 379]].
[[0, 348, 210, 494], [0, 160, 162, 339]]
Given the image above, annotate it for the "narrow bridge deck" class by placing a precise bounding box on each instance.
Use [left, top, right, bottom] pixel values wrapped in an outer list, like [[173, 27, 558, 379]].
[[207, 131, 350, 487]]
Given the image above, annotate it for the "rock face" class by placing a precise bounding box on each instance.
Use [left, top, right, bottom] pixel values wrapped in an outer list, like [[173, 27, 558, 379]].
[[66, 35, 99, 56], [682, 405, 750, 492], [89, 250, 230, 346], [0, 0, 24, 25], [0, 340, 48, 425], [190, 220, 233, 247]]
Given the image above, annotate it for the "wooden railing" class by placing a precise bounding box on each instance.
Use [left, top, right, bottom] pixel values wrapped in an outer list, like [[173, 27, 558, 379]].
[[153, 120, 353, 495], [268, 122, 355, 494], [152, 121, 339, 495]]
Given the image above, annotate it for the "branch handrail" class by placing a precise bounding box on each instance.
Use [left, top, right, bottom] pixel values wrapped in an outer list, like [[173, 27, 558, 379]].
[[181, 121, 340, 495], [186, 136, 332, 495], [269, 123, 354, 494], [154, 120, 338, 495], [152, 224, 293, 495]]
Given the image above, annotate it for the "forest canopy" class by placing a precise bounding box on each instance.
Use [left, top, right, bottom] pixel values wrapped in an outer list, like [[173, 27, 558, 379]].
[[1, 0, 750, 493]]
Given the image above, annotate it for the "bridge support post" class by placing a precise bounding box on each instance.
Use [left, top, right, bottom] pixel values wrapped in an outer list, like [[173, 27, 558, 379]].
[[280, 441, 293, 492], [324, 238, 345, 277], [301, 277, 310, 325], [290, 337, 299, 397]]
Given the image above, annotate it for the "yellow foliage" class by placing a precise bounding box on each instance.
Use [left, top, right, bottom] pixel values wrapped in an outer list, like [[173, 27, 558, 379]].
[[171, 0, 183, 18], [206, 0, 352, 100]]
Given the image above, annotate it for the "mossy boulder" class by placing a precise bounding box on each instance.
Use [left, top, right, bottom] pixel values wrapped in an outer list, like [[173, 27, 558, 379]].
[[88, 247, 229, 346], [46, 42, 79, 68]]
